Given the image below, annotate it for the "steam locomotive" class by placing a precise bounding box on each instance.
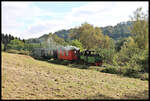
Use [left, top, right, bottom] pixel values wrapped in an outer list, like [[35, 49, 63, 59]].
[[32, 46, 102, 66]]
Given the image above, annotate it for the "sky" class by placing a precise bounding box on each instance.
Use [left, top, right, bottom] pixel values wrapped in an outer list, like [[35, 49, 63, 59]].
[[2, 1, 148, 39]]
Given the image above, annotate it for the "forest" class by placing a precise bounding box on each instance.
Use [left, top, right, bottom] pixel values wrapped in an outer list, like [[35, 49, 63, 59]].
[[1, 7, 149, 80]]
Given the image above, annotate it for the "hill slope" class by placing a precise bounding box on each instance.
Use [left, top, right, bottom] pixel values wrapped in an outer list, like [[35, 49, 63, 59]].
[[26, 21, 133, 44], [53, 21, 133, 41], [2, 52, 149, 100]]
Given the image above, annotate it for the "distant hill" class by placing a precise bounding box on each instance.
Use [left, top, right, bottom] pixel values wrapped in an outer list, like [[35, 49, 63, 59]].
[[26, 21, 133, 45], [101, 21, 133, 40], [53, 21, 133, 41], [26, 33, 68, 47], [54, 29, 70, 41]]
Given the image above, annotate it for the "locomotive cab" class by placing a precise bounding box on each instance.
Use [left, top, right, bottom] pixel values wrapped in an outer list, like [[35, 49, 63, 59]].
[[79, 50, 102, 66]]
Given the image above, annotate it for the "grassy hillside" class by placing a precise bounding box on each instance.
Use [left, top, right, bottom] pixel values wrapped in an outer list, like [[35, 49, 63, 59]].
[[2, 52, 149, 100]]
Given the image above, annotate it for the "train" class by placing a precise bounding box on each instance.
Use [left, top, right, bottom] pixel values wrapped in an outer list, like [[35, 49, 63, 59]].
[[31, 46, 102, 66]]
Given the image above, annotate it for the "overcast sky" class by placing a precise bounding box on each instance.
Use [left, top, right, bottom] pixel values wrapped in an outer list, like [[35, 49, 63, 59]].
[[2, 1, 148, 39]]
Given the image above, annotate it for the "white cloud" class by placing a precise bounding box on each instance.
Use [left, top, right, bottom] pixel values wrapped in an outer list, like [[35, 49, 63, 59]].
[[21, 19, 72, 39], [2, 1, 54, 39], [2, 1, 148, 39], [64, 2, 148, 27]]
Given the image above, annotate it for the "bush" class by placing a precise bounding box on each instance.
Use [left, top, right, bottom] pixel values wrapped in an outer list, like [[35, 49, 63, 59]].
[[101, 67, 118, 74], [138, 49, 149, 72], [98, 48, 115, 64], [7, 39, 24, 51], [24, 43, 41, 51], [101, 65, 126, 75], [1, 43, 4, 51], [125, 49, 149, 73], [101, 65, 119, 74], [18, 50, 30, 55], [6, 49, 30, 55], [139, 73, 149, 80], [123, 67, 139, 77], [101, 65, 148, 80], [113, 45, 148, 73], [6, 49, 20, 54]]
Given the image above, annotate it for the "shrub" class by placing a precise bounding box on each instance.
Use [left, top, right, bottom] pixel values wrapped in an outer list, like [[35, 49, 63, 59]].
[[126, 49, 149, 73], [6, 49, 20, 54], [1, 43, 4, 51], [114, 45, 148, 73], [98, 48, 116, 64], [101, 65, 148, 80], [137, 49, 149, 72], [24, 43, 41, 51], [123, 67, 139, 77], [112, 54, 119, 66], [7, 39, 24, 51], [139, 73, 149, 80], [18, 50, 30, 55], [6, 49, 30, 55], [101, 65, 119, 74]]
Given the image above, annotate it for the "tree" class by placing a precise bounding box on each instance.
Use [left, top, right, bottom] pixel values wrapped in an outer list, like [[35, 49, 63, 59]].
[[70, 40, 84, 51], [22, 39, 25, 43], [70, 22, 104, 49], [129, 7, 149, 72], [2, 34, 4, 43], [130, 7, 148, 50], [114, 7, 149, 72], [24, 43, 41, 51], [115, 37, 129, 52], [8, 34, 12, 43], [52, 34, 68, 46], [100, 35, 115, 49], [3, 34, 9, 51], [7, 39, 24, 51]]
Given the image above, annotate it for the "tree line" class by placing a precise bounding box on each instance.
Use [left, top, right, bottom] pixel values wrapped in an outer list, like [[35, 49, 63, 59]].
[[1, 34, 25, 51], [53, 21, 133, 41]]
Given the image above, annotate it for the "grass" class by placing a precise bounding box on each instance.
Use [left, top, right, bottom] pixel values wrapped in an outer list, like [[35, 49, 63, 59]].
[[1, 52, 149, 100]]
